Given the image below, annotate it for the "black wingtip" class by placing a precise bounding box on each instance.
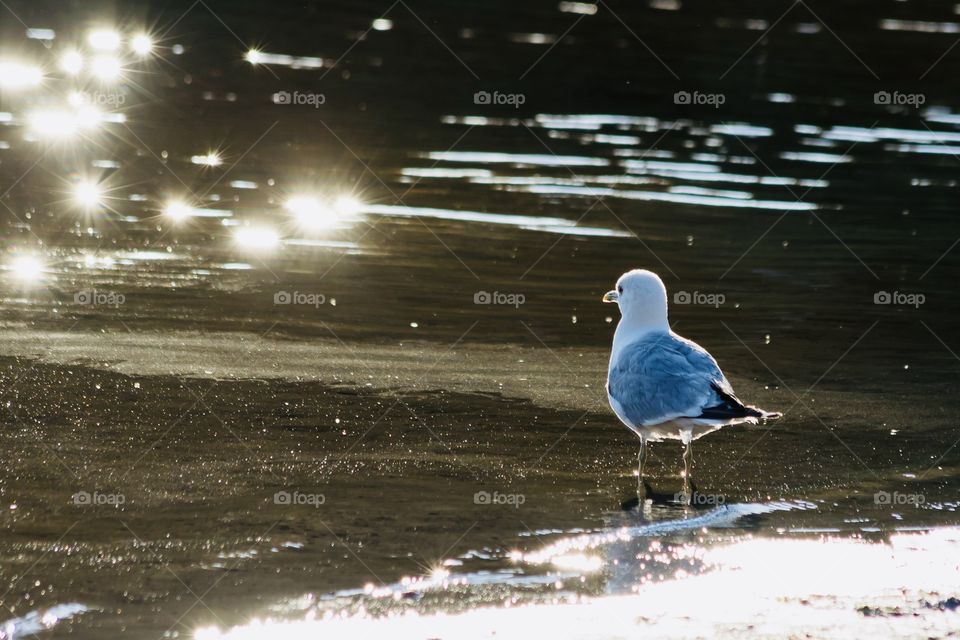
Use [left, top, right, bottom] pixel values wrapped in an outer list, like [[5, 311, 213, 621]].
[[703, 384, 782, 422]]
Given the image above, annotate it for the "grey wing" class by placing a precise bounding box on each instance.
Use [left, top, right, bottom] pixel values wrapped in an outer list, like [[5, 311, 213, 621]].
[[607, 333, 744, 427]]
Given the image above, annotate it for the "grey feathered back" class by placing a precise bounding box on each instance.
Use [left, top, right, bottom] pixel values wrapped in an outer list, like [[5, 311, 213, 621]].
[[607, 332, 735, 427]]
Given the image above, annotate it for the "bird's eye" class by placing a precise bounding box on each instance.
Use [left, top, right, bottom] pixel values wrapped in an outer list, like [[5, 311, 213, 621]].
[[617, 286, 623, 294]]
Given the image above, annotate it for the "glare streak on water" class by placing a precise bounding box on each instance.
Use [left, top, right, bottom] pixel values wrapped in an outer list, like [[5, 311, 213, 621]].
[[709, 123, 774, 137], [25, 27, 55, 40], [799, 137, 838, 148], [688, 152, 756, 164], [668, 185, 754, 199], [924, 107, 960, 125], [508, 33, 556, 44], [246, 51, 325, 68], [0, 603, 88, 640], [283, 239, 359, 250], [558, 1, 599, 15], [401, 167, 494, 178], [623, 159, 722, 173], [181, 208, 234, 218], [533, 113, 661, 130], [879, 19, 960, 33], [363, 204, 631, 237], [623, 162, 829, 188], [468, 174, 658, 187], [423, 151, 610, 167], [795, 124, 823, 135], [889, 143, 960, 155], [440, 115, 519, 127], [612, 148, 677, 159], [114, 251, 187, 261], [511, 185, 818, 210], [577, 133, 643, 145], [779, 151, 853, 163], [518, 224, 628, 237], [825, 125, 960, 144], [768, 92, 796, 103]]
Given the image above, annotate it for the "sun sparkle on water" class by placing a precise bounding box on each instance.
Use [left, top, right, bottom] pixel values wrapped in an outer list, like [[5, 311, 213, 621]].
[[285, 196, 336, 230], [0, 60, 43, 89], [59, 51, 84, 74], [87, 28, 121, 51], [233, 226, 280, 251], [191, 152, 223, 167], [89, 54, 122, 81], [164, 200, 194, 222], [6, 255, 46, 283], [130, 34, 154, 55], [72, 181, 103, 209]]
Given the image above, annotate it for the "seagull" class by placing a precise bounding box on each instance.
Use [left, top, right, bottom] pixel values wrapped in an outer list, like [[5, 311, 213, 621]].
[[603, 269, 780, 503]]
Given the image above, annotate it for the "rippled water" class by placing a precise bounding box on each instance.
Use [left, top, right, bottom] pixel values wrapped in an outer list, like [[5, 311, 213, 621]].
[[1, 1, 959, 638]]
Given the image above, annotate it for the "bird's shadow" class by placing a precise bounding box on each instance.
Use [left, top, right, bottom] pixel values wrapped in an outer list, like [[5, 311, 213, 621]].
[[620, 481, 726, 511]]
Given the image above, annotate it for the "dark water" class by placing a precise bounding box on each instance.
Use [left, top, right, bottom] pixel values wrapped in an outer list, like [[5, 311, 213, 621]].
[[1, 1, 959, 638]]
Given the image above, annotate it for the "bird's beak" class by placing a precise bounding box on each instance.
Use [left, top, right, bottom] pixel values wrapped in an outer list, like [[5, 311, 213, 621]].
[[602, 290, 619, 303]]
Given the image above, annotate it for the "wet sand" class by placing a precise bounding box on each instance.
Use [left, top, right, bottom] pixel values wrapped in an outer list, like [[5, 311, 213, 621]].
[[1, 341, 958, 637]]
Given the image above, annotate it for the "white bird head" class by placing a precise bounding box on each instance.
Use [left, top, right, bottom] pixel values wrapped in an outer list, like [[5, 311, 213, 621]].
[[603, 269, 669, 330]]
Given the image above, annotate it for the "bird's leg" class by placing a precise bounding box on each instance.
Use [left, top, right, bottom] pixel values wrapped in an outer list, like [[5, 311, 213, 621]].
[[681, 439, 693, 505], [636, 437, 648, 501]]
